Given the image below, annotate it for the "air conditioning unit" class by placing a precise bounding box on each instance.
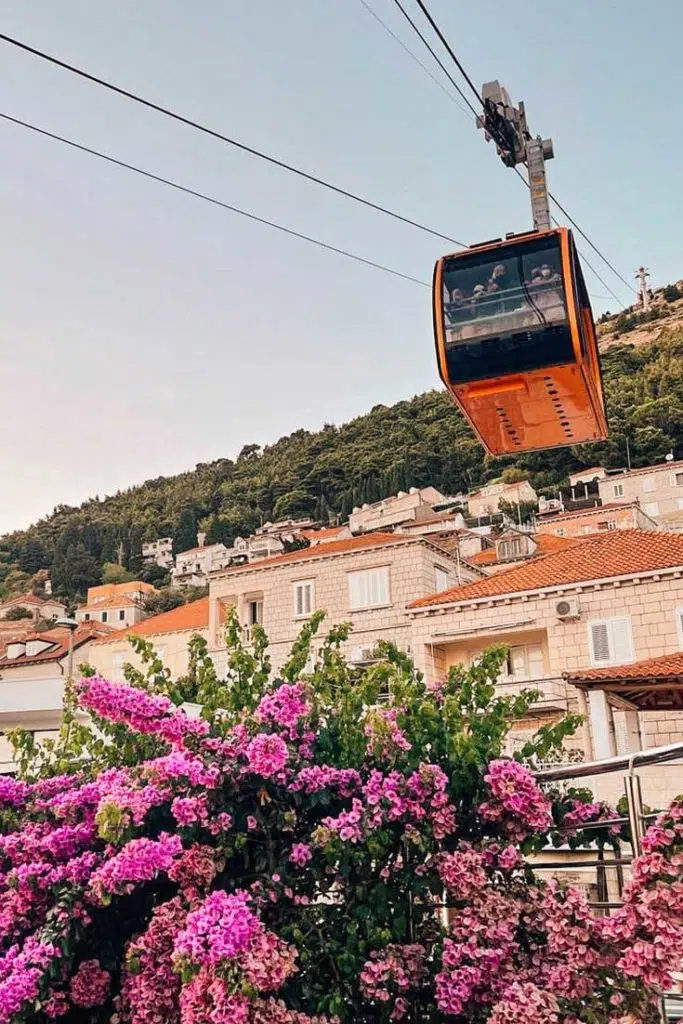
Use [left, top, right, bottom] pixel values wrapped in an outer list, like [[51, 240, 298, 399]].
[[555, 598, 580, 620]]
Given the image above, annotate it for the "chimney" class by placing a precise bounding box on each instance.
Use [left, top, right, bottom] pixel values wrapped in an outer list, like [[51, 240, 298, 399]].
[[197, 532, 206, 548]]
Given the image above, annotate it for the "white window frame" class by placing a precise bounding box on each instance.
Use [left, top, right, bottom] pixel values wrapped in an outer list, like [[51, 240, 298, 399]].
[[587, 616, 634, 667], [112, 653, 125, 682], [502, 643, 545, 682], [642, 477, 655, 493], [674, 472, 683, 487], [613, 483, 624, 498], [644, 501, 659, 517], [676, 607, 683, 649], [434, 565, 451, 592], [347, 566, 390, 611], [293, 580, 315, 619]]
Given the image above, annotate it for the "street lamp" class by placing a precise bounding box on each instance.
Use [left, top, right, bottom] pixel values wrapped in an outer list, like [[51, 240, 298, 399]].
[[55, 617, 78, 680]]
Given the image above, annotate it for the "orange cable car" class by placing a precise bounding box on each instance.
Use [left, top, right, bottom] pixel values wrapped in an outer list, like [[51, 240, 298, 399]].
[[433, 226, 608, 455]]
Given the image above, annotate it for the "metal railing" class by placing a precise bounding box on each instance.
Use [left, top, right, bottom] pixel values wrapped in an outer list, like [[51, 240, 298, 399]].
[[533, 739, 683, 1022]]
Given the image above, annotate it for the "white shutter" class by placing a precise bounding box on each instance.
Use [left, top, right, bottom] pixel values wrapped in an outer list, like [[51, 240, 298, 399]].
[[435, 566, 450, 592], [677, 608, 683, 647], [509, 647, 527, 679], [609, 618, 633, 664], [526, 645, 545, 679], [589, 621, 611, 664], [348, 569, 389, 609]]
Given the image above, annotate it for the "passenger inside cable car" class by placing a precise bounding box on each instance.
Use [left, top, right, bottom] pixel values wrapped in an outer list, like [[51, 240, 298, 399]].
[[441, 232, 572, 384]]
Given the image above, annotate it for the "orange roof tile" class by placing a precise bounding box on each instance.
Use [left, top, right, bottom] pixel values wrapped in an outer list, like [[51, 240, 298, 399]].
[[79, 595, 141, 612], [213, 533, 419, 575], [410, 530, 683, 608], [1, 592, 63, 608], [0, 624, 106, 668], [468, 534, 579, 566], [566, 652, 683, 684], [299, 526, 348, 542], [95, 598, 210, 644]]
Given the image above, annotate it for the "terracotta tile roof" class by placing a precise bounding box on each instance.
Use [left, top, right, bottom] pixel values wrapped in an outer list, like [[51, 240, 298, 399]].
[[566, 652, 683, 684], [79, 595, 141, 612], [94, 598, 210, 645], [213, 533, 419, 575], [87, 581, 155, 602], [299, 526, 348, 542], [401, 511, 462, 528], [1, 592, 63, 608], [538, 502, 641, 523], [0, 625, 105, 668], [409, 530, 683, 608], [468, 533, 579, 566]]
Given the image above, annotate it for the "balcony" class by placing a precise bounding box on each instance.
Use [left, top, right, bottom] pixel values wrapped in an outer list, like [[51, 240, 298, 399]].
[[0, 677, 66, 726], [495, 676, 569, 715]]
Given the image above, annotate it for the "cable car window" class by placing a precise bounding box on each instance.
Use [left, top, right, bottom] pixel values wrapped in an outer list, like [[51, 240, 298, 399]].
[[440, 233, 575, 384]]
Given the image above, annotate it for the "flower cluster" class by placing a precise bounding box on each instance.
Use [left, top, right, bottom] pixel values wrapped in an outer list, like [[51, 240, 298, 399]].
[[77, 676, 208, 746], [69, 960, 111, 1008], [478, 759, 551, 839], [363, 708, 411, 760], [246, 734, 289, 778]]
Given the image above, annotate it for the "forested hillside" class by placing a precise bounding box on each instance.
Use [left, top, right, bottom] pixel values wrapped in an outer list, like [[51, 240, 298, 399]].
[[3, 323, 683, 602]]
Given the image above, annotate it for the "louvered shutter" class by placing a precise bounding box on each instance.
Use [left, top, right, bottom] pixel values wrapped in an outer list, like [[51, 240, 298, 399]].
[[527, 645, 545, 679], [610, 617, 633, 664], [590, 621, 611, 664]]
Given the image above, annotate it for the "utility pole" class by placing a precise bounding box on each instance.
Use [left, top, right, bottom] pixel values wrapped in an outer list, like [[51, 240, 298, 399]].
[[477, 81, 554, 232], [635, 266, 650, 311]]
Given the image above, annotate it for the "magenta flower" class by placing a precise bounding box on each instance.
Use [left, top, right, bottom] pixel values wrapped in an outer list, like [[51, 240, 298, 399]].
[[70, 960, 111, 1008], [246, 734, 289, 777]]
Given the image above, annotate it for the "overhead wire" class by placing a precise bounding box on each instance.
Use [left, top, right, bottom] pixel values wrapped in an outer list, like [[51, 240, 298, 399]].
[[357, 0, 470, 116], [388, 0, 480, 120], [0, 111, 430, 288], [0, 31, 464, 247], [392, 0, 634, 298]]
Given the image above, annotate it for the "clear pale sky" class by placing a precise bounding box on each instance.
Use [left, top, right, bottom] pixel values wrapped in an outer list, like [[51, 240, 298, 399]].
[[1, 1, 680, 534]]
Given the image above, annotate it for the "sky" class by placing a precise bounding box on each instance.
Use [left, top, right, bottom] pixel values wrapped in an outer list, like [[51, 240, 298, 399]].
[[1, 0, 681, 534]]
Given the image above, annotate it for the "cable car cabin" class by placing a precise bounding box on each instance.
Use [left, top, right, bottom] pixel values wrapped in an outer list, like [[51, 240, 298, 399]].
[[433, 227, 608, 455]]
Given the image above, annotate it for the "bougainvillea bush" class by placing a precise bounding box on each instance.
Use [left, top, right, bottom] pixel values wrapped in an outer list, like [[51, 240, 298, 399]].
[[0, 616, 681, 1024]]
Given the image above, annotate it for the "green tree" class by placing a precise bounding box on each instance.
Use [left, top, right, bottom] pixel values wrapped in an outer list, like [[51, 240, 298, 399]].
[[101, 562, 135, 585], [172, 507, 198, 555], [143, 587, 185, 615]]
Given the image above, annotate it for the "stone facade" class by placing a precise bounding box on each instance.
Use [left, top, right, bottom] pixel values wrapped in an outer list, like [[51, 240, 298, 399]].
[[599, 459, 683, 522], [535, 502, 658, 538], [468, 479, 537, 518], [209, 536, 473, 674]]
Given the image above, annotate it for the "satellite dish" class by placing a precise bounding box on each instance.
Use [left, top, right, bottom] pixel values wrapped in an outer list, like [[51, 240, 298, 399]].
[[665, 452, 675, 462]]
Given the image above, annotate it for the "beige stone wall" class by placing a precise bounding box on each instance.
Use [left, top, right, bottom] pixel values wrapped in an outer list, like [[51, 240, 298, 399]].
[[88, 628, 209, 682], [468, 481, 537, 518], [599, 464, 683, 519], [535, 504, 653, 538], [409, 571, 683, 763], [209, 540, 467, 673]]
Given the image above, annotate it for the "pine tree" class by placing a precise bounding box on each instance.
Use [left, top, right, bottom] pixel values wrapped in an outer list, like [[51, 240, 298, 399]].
[[173, 508, 198, 555]]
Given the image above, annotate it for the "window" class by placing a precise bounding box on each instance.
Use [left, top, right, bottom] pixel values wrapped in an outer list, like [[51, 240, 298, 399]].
[[247, 600, 263, 626], [675, 472, 683, 487], [118, 609, 126, 621], [588, 617, 634, 666], [498, 537, 524, 560], [101, 611, 108, 623], [613, 483, 624, 498], [293, 581, 315, 618], [644, 502, 659, 517], [348, 567, 390, 610], [435, 565, 451, 592], [112, 653, 125, 682], [502, 644, 545, 681], [642, 477, 655, 493], [677, 608, 683, 648], [84, 613, 90, 622], [607, 520, 618, 530]]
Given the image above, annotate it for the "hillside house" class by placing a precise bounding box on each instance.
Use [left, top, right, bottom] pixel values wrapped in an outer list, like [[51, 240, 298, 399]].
[[0, 592, 66, 623], [535, 502, 659, 538], [88, 598, 210, 683], [75, 581, 155, 629], [467, 479, 537, 519], [408, 530, 683, 806], [348, 488, 447, 535], [142, 537, 174, 569], [208, 532, 479, 674], [0, 622, 112, 767], [599, 459, 683, 525]]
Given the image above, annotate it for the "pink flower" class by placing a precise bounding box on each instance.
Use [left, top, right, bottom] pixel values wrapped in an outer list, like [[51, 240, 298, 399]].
[[173, 890, 261, 966], [69, 960, 111, 1008], [246, 734, 289, 777], [289, 844, 312, 867]]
